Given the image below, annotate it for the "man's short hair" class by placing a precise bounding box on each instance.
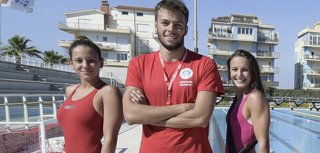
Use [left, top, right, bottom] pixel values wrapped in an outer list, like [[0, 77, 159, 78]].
[[155, 0, 189, 25]]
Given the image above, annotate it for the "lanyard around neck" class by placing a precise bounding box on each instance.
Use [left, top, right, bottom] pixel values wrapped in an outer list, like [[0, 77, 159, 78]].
[[159, 49, 188, 105]]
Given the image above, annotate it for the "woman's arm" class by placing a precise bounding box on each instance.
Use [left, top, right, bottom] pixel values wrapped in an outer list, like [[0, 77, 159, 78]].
[[100, 85, 123, 153], [247, 91, 270, 153]]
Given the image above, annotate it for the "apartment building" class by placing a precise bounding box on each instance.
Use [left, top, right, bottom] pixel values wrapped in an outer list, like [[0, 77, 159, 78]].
[[207, 14, 280, 88], [58, 1, 159, 67], [295, 22, 320, 90]]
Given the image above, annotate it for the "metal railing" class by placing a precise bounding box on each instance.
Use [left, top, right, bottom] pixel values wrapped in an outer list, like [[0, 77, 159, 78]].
[[257, 37, 279, 43], [0, 94, 65, 129], [260, 66, 280, 73], [59, 39, 117, 50], [59, 22, 130, 31], [208, 48, 233, 55], [217, 64, 227, 70], [0, 55, 124, 86], [304, 54, 320, 60], [304, 83, 320, 89], [208, 32, 233, 39], [303, 69, 320, 75], [256, 52, 280, 58]]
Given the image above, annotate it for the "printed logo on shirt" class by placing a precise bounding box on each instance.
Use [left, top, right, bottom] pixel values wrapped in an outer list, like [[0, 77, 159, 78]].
[[64, 105, 76, 109], [179, 81, 193, 86], [180, 68, 193, 79]]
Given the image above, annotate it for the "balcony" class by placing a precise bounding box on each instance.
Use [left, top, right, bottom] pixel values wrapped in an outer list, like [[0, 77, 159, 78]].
[[104, 59, 129, 67], [208, 32, 233, 40], [260, 66, 280, 73], [217, 64, 227, 71], [152, 32, 158, 39], [256, 51, 280, 59], [303, 69, 320, 75], [303, 40, 320, 48], [303, 83, 320, 90], [58, 22, 130, 34], [58, 40, 116, 50], [257, 37, 279, 44], [222, 80, 233, 87], [208, 48, 233, 56], [304, 54, 320, 61], [266, 81, 279, 87]]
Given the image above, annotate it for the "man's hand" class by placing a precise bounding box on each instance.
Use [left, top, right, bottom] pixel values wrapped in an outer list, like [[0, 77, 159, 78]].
[[130, 90, 147, 104]]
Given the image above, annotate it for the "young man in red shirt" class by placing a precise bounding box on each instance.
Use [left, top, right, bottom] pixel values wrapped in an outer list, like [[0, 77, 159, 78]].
[[123, 0, 225, 152]]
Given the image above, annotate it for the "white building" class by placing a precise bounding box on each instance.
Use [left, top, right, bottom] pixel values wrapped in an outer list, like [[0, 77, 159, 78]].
[[207, 14, 280, 88], [58, 1, 159, 82], [295, 22, 320, 90]]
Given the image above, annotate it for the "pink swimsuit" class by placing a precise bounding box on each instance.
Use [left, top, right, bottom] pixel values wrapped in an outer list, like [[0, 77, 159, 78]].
[[226, 90, 256, 153]]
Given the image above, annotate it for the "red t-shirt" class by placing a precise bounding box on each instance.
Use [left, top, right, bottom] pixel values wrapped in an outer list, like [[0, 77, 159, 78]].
[[126, 50, 225, 153]]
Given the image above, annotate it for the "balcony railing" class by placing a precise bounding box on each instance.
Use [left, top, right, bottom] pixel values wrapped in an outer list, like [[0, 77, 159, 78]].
[[58, 40, 116, 50], [260, 67, 280, 73], [257, 37, 279, 43], [267, 81, 279, 87], [208, 48, 232, 55], [231, 18, 256, 24], [208, 32, 233, 39], [217, 64, 227, 71], [303, 69, 320, 75], [304, 54, 320, 60], [256, 52, 280, 58], [304, 83, 320, 89], [59, 22, 130, 31], [152, 32, 158, 38], [303, 40, 320, 47]]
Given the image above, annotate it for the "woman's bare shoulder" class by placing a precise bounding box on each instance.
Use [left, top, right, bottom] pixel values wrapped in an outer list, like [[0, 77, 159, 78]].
[[65, 84, 80, 97]]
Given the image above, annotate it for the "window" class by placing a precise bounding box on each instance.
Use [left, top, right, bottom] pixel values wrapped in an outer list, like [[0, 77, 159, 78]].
[[103, 52, 108, 58], [137, 12, 143, 16], [117, 53, 127, 61], [137, 24, 150, 32], [103, 37, 108, 41], [238, 27, 253, 35], [122, 11, 128, 15]]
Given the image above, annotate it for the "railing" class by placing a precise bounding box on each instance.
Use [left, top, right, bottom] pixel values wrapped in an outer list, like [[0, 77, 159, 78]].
[[304, 54, 320, 60], [231, 18, 256, 24], [0, 94, 65, 129], [211, 18, 231, 23], [303, 39, 320, 47], [208, 32, 233, 39], [256, 52, 280, 58], [128, 27, 155, 53], [152, 32, 158, 38], [208, 48, 233, 55], [257, 37, 279, 43], [59, 22, 130, 31], [59, 39, 116, 50], [217, 64, 227, 70], [303, 69, 320, 74], [260, 66, 280, 73], [0, 55, 124, 86], [304, 83, 320, 89], [267, 81, 279, 87]]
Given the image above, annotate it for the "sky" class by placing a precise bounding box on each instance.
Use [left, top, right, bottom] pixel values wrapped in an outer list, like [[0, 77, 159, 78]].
[[1, 0, 319, 89]]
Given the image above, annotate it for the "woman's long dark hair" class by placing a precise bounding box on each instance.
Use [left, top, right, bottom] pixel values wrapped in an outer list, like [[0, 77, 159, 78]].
[[227, 49, 265, 96]]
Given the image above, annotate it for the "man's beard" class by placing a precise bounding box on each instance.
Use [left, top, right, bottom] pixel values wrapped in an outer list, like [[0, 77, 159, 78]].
[[158, 31, 184, 50]]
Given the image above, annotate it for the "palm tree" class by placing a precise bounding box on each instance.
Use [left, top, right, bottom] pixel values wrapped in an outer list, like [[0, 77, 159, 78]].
[[43, 50, 68, 64], [1, 34, 43, 61]]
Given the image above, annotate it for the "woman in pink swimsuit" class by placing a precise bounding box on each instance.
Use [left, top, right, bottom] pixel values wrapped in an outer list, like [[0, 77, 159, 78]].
[[57, 36, 123, 153], [226, 50, 270, 153]]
